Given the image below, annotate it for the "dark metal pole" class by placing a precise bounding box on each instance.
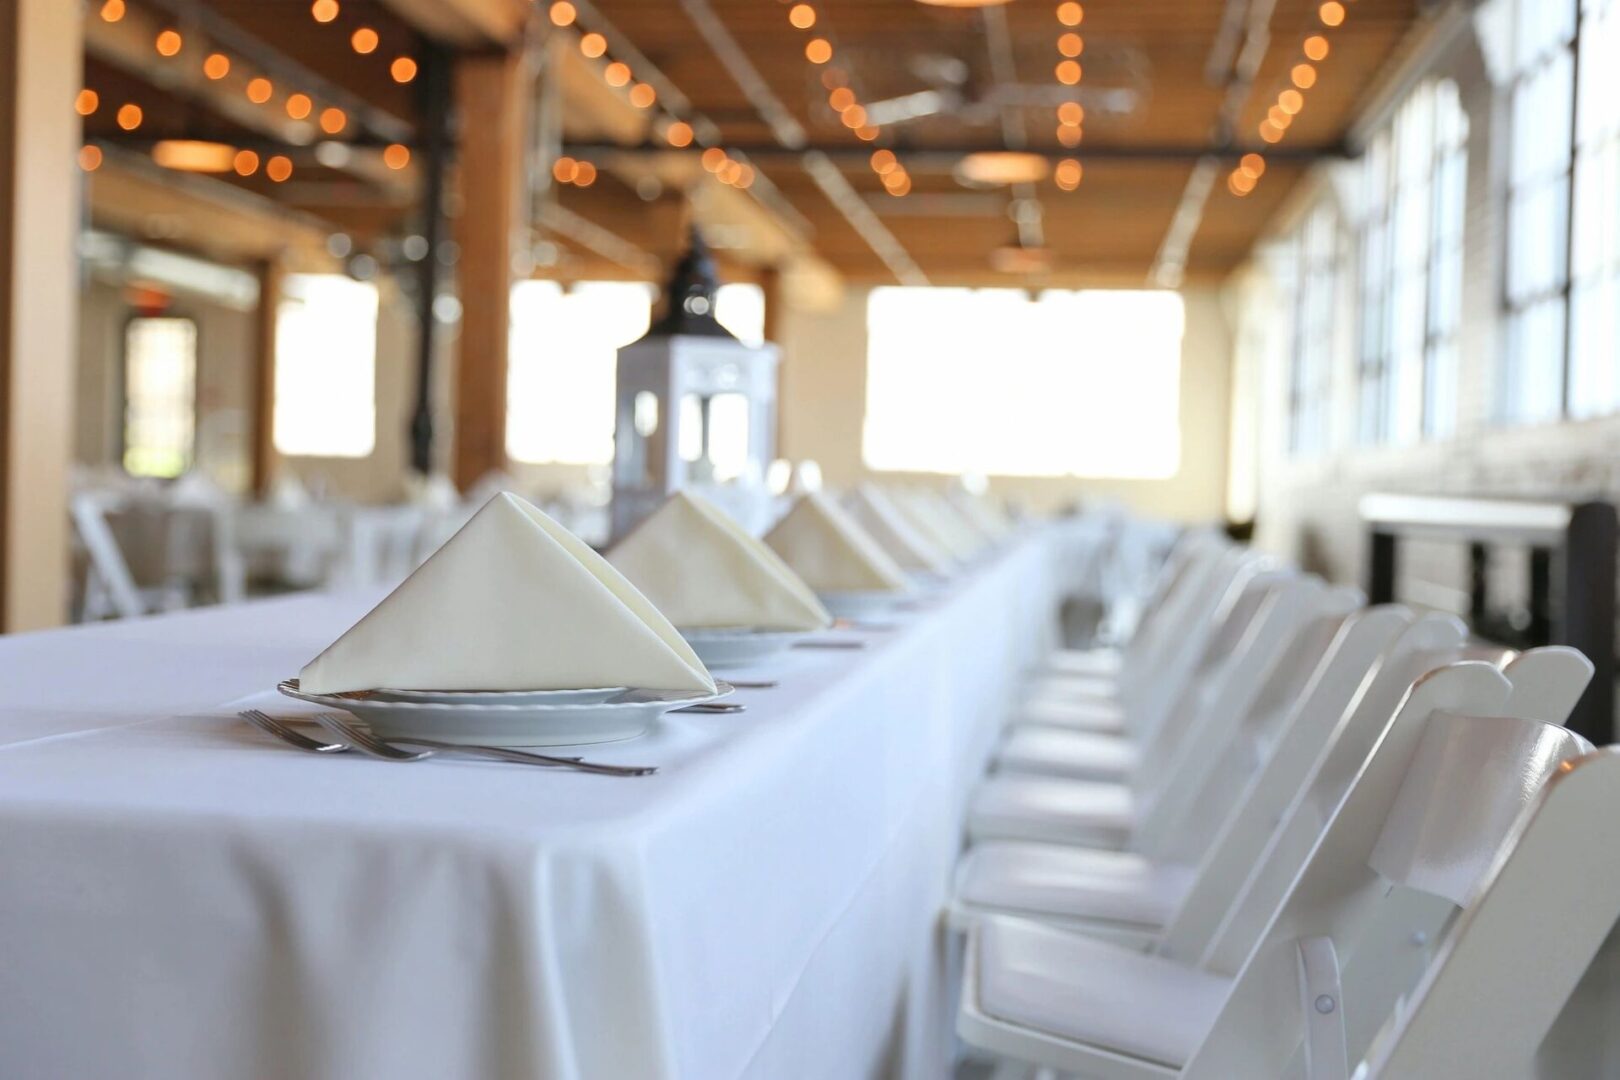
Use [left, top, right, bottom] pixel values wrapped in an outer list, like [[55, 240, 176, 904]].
[[1560, 502, 1617, 744], [1368, 530, 1398, 605], [409, 40, 452, 477]]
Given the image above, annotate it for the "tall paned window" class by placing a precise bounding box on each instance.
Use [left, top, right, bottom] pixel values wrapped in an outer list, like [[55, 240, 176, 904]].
[[1290, 204, 1339, 458], [1357, 80, 1469, 443], [274, 275, 380, 457], [1570, 0, 1620, 416], [122, 316, 198, 478], [862, 288, 1184, 479], [1500, 0, 1577, 423]]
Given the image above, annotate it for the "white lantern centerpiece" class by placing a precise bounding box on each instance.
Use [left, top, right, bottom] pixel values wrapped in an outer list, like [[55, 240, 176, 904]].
[[611, 230, 780, 541]]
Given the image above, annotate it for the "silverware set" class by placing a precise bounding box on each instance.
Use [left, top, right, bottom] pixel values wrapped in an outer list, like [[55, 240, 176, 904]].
[[239, 709, 658, 777]]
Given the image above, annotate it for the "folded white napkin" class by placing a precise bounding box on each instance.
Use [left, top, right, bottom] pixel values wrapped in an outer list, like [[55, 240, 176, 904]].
[[608, 491, 830, 631], [888, 488, 987, 561], [765, 491, 910, 593], [299, 492, 715, 694], [842, 484, 954, 575]]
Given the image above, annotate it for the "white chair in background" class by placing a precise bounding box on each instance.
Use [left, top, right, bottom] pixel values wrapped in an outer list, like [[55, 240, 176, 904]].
[[966, 570, 1306, 848], [1017, 547, 1264, 739], [70, 492, 195, 620], [949, 605, 1424, 945], [992, 578, 1356, 785], [958, 648, 1596, 1079]]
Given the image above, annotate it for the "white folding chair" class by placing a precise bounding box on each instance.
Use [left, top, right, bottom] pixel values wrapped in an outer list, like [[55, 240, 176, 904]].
[[949, 606, 1425, 944], [966, 570, 1306, 848], [958, 648, 1595, 1079], [1360, 747, 1620, 1078]]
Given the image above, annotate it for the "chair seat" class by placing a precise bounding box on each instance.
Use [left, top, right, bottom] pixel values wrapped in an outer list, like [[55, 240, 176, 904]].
[[969, 774, 1136, 846], [975, 916, 1228, 1068], [996, 726, 1138, 781], [1041, 647, 1122, 678], [1015, 697, 1128, 734], [1026, 672, 1120, 703], [957, 842, 1193, 928]]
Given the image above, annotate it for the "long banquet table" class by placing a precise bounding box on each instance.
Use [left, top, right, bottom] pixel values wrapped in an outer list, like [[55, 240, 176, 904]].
[[0, 524, 1096, 1080]]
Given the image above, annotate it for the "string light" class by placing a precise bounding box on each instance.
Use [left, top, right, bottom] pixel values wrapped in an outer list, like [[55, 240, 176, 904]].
[[1058, 101, 1084, 125], [1268, 105, 1293, 128], [203, 53, 231, 79], [1055, 60, 1081, 84], [1058, 32, 1083, 57], [266, 155, 293, 182], [319, 107, 347, 133], [246, 77, 273, 104], [665, 121, 694, 148], [828, 86, 856, 111], [1056, 2, 1082, 27], [75, 89, 99, 117], [233, 149, 260, 176], [549, 2, 577, 27], [1278, 89, 1304, 114], [628, 83, 656, 108], [1057, 124, 1081, 148], [390, 57, 418, 83], [311, 0, 339, 24], [116, 103, 143, 130], [553, 156, 579, 183], [855, 124, 878, 141], [285, 93, 313, 120], [1319, 1, 1344, 26], [1303, 34, 1329, 61], [788, 4, 816, 29], [1055, 158, 1082, 190], [351, 28, 378, 54], [1228, 170, 1256, 196], [580, 33, 607, 58], [870, 149, 898, 174], [1291, 63, 1317, 89], [1239, 153, 1266, 178], [839, 104, 868, 129], [155, 29, 183, 56], [99, 0, 125, 22], [383, 144, 410, 170], [701, 147, 727, 172], [603, 61, 631, 87], [79, 145, 103, 171], [574, 161, 597, 186], [805, 38, 832, 63], [1258, 120, 1284, 143]]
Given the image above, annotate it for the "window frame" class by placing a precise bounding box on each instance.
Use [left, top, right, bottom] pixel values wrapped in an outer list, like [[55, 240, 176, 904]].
[[119, 311, 200, 479], [1498, 0, 1582, 423]]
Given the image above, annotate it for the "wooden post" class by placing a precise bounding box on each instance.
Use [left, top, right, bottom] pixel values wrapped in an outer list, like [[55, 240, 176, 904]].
[[760, 264, 787, 457], [451, 50, 529, 491], [250, 260, 282, 498], [0, 0, 81, 630]]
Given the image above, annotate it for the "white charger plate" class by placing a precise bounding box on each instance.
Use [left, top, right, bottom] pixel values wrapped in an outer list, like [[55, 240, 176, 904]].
[[817, 590, 905, 619], [276, 678, 733, 747], [680, 628, 808, 669]]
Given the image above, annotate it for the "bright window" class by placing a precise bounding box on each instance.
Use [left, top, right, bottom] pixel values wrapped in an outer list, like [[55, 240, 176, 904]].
[[1570, 0, 1620, 416], [1500, 0, 1577, 423], [861, 288, 1183, 479], [122, 316, 197, 478], [1290, 204, 1339, 457], [1357, 79, 1468, 443], [273, 274, 379, 457], [506, 280, 765, 465]]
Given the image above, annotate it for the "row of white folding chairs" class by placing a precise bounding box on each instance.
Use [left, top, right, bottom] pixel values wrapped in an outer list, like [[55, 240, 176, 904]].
[[950, 530, 1620, 1078]]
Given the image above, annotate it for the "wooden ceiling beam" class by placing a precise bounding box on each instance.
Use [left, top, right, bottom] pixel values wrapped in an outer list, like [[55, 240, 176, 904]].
[[376, 0, 530, 47]]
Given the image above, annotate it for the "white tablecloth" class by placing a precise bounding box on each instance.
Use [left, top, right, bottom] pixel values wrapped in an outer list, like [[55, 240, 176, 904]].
[[0, 526, 1088, 1080]]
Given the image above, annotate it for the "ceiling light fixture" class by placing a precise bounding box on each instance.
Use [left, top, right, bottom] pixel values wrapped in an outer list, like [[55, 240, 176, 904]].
[[152, 140, 238, 173], [958, 151, 1050, 186]]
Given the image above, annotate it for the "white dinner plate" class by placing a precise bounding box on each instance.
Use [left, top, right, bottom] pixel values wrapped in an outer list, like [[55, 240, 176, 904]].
[[276, 678, 734, 747], [680, 628, 808, 669], [817, 590, 905, 619]]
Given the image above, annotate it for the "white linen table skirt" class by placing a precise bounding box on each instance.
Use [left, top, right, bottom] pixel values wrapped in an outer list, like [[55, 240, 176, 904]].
[[0, 525, 1091, 1080]]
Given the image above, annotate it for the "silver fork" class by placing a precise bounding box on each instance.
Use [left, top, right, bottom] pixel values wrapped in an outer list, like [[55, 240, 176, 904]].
[[239, 710, 655, 777], [309, 712, 658, 777]]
